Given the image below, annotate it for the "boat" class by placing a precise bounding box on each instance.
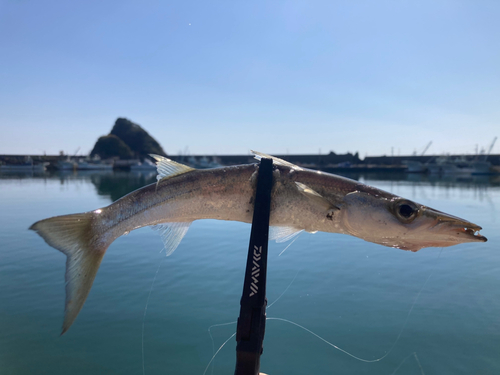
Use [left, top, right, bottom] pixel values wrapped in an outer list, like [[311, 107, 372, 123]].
[[189, 156, 223, 169], [130, 159, 157, 171], [33, 163, 48, 171], [57, 159, 77, 170], [76, 155, 113, 170], [0, 156, 48, 172], [403, 160, 427, 173], [403, 141, 432, 173], [76, 161, 113, 170], [427, 156, 492, 175]]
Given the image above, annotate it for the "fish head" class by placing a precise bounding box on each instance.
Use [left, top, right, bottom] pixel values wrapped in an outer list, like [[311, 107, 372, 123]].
[[340, 191, 487, 251]]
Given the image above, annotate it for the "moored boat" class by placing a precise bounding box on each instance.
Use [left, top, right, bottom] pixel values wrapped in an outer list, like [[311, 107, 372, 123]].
[[0, 157, 48, 171], [130, 159, 157, 170], [427, 156, 492, 175], [76, 161, 113, 170]]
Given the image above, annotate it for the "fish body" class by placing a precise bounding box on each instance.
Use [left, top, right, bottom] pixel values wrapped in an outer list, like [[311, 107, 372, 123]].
[[30, 153, 486, 333]]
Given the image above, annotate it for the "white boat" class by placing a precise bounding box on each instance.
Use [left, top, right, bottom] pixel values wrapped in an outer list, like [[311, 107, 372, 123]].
[[33, 163, 49, 171], [74, 155, 113, 170], [427, 156, 492, 175], [403, 160, 427, 173], [442, 160, 491, 175], [130, 159, 157, 171], [195, 156, 223, 168], [57, 158, 77, 170], [469, 161, 493, 175], [403, 141, 433, 173], [426, 156, 448, 175]]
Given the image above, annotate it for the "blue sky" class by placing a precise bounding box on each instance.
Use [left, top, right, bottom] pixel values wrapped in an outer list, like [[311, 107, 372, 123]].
[[1, 0, 498, 157]]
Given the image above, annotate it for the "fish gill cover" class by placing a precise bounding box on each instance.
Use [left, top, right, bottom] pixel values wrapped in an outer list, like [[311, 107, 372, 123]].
[[90, 118, 166, 159]]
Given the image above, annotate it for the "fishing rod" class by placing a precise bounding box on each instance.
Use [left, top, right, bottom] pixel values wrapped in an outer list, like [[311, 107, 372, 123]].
[[234, 158, 273, 375]]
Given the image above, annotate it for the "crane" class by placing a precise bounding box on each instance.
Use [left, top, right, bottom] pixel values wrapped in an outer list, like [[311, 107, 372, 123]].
[[482, 137, 497, 161], [421, 141, 432, 156]]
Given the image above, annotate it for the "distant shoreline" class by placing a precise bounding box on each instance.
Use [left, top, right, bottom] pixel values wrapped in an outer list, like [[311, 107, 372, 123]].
[[1, 153, 500, 167]]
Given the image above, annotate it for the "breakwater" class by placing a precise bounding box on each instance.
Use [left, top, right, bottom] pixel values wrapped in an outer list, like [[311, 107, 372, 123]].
[[2, 153, 500, 169]]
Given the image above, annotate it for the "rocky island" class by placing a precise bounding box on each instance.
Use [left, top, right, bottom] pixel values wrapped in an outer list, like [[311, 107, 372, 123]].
[[90, 118, 166, 160]]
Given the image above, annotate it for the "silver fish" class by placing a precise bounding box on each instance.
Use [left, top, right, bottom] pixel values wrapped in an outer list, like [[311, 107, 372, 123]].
[[30, 152, 487, 333]]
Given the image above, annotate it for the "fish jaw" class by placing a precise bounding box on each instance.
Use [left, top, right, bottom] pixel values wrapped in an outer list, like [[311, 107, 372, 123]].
[[340, 191, 487, 252], [417, 207, 487, 248]]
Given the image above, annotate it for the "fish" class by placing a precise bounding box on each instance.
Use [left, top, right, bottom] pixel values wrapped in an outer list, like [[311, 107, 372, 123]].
[[30, 152, 487, 333]]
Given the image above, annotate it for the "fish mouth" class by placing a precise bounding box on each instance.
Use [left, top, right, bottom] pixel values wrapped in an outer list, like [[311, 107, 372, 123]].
[[426, 208, 488, 243], [453, 225, 487, 242]]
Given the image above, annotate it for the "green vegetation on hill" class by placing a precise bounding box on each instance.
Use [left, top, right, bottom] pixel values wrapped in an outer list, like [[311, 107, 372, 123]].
[[90, 135, 134, 159], [90, 118, 166, 159], [111, 118, 165, 158]]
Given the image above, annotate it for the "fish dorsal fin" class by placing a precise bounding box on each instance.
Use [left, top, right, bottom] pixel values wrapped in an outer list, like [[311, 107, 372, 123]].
[[251, 151, 303, 171], [151, 222, 192, 256], [150, 154, 194, 182], [295, 182, 340, 211], [270, 226, 304, 243]]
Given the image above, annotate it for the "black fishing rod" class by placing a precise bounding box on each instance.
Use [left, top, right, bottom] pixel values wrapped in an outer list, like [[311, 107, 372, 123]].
[[234, 158, 273, 375]]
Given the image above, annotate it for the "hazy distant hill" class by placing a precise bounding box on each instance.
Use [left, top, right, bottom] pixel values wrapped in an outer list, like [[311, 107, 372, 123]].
[[90, 118, 166, 159]]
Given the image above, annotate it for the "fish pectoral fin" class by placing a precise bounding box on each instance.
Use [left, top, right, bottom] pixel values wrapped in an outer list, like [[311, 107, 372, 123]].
[[270, 226, 304, 243], [150, 154, 195, 183], [251, 151, 303, 171], [151, 222, 192, 256], [295, 182, 340, 211]]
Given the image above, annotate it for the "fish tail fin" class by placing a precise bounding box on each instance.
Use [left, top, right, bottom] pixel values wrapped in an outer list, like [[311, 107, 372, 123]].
[[30, 211, 109, 334]]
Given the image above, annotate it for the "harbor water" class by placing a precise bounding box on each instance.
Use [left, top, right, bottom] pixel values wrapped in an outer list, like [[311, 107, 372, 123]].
[[1, 169, 499, 375]]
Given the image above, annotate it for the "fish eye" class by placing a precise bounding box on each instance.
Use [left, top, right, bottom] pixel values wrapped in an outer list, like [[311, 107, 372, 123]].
[[394, 200, 418, 223]]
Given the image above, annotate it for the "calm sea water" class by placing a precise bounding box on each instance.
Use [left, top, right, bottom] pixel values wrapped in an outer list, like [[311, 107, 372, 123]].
[[1, 169, 499, 375]]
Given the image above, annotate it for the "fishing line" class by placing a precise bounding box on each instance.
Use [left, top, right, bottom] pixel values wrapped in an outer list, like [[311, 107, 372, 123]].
[[390, 352, 415, 375], [390, 352, 426, 375], [202, 332, 236, 375], [413, 352, 425, 375], [278, 234, 302, 256], [141, 256, 165, 375], [266, 317, 379, 362], [203, 268, 299, 374], [202, 245, 441, 370], [207, 321, 237, 375], [266, 248, 444, 364], [267, 271, 299, 309]]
